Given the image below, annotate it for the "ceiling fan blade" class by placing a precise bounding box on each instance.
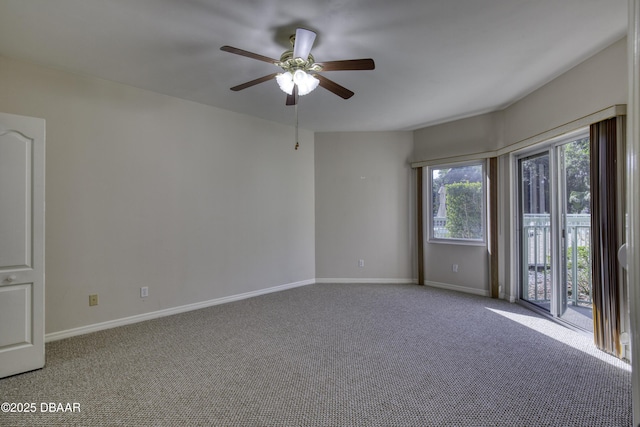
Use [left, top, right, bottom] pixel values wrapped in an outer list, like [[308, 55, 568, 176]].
[[286, 85, 298, 106], [316, 59, 375, 71], [230, 73, 278, 91], [315, 74, 354, 99], [292, 28, 316, 60], [220, 46, 279, 64]]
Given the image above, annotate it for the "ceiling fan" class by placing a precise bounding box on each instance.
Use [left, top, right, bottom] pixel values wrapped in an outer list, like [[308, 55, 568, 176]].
[[221, 28, 375, 105]]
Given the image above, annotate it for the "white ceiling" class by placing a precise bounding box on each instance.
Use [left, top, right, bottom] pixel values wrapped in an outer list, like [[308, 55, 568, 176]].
[[0, 0, 627, 132]]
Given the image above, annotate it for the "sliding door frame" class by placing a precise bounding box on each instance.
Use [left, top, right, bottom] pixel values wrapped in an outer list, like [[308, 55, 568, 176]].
[[513, 129, 589, 325], [627, 1, 640, 423]]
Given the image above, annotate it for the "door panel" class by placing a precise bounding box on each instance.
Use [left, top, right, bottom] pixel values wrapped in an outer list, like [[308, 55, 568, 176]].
[[519, 151, 552, 310], [558, 138, 593, 331], [0, 112, 45, 378], [0, 130, 31, 268], [0, 284, 32, 348]]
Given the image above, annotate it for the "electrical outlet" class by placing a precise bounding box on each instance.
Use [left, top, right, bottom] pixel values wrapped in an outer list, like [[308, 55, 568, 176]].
[[452, 264, 459, 273], [358, 259, 365, 268], [140, 286, 149, 298], [89, 294, 98, 306]]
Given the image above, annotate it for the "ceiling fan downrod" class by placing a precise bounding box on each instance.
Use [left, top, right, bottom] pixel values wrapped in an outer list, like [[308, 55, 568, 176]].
[[294, 102, 299, 151]]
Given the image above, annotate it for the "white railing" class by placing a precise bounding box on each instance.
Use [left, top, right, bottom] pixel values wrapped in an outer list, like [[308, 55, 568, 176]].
[[433, 217, 448, 238], [522, 214, 592, 306]]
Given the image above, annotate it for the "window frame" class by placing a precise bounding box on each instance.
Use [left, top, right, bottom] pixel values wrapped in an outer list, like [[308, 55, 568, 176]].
[[426, 159, 488, 246]]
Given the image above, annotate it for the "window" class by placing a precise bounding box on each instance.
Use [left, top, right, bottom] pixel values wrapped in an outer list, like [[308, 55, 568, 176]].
[[428, 161, 486, 244]]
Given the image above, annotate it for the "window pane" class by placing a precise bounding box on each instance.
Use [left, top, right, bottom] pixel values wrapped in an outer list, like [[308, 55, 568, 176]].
[[431, 164, 484, 241]]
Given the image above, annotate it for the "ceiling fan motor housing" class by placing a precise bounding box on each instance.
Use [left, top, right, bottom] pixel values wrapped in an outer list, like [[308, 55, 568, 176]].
[[278, 50, 322, 74]]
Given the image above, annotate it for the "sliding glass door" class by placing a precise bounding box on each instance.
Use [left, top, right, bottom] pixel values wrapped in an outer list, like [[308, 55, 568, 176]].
[[517, 133, 592, 331], [519, 151, 554, 310], [559, 137, 592, 330]]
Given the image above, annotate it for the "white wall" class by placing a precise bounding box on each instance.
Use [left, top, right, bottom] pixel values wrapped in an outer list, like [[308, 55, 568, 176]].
[[413, 111, 504, 162], [504, 37, 627, 147], [0, 56, 316, 335], [315, 131, 414, 282]]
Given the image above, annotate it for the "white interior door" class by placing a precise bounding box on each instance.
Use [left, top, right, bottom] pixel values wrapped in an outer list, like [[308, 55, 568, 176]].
[[0, 112, 45, 378]]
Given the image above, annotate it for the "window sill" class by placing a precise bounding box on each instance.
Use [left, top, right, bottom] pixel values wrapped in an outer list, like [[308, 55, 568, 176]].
[[427, 238, 487, 247]]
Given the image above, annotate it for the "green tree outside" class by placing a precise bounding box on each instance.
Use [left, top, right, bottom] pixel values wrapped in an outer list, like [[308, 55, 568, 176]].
[[445, 182, 483, 239], [432, 165, 482, 219], [564, 137, 590, 214]]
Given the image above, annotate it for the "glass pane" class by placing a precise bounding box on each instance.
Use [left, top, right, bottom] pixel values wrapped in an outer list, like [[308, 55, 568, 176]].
[[560, 137, 593, 331], [431, 164, 484, 241], [520, 153, 551, 309]]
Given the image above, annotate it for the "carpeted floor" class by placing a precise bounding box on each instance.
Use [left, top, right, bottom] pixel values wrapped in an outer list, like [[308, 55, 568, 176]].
[[0, 283, 631, 426]]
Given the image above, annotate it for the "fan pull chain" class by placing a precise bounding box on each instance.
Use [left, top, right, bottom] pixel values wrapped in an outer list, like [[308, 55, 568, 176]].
[[294, 102, 299, 150]]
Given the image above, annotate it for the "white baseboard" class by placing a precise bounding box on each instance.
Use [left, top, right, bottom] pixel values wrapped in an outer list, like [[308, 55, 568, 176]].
[[315, 278, 418, 284], [45, 279, 315, 342], [423, 280, 490, 297]]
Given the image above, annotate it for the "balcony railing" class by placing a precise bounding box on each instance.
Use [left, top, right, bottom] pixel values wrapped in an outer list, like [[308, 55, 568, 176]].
[[522, 213, 592, 307]]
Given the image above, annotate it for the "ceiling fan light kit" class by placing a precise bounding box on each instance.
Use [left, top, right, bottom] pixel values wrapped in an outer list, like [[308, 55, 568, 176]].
[[294, 70, 319, 96], [275, 72, 295, 95], [276, 70, 319, 96]]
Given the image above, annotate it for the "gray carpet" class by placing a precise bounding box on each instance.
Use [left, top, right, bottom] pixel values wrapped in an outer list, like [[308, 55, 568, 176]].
[[0, 283, 631, 426]]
